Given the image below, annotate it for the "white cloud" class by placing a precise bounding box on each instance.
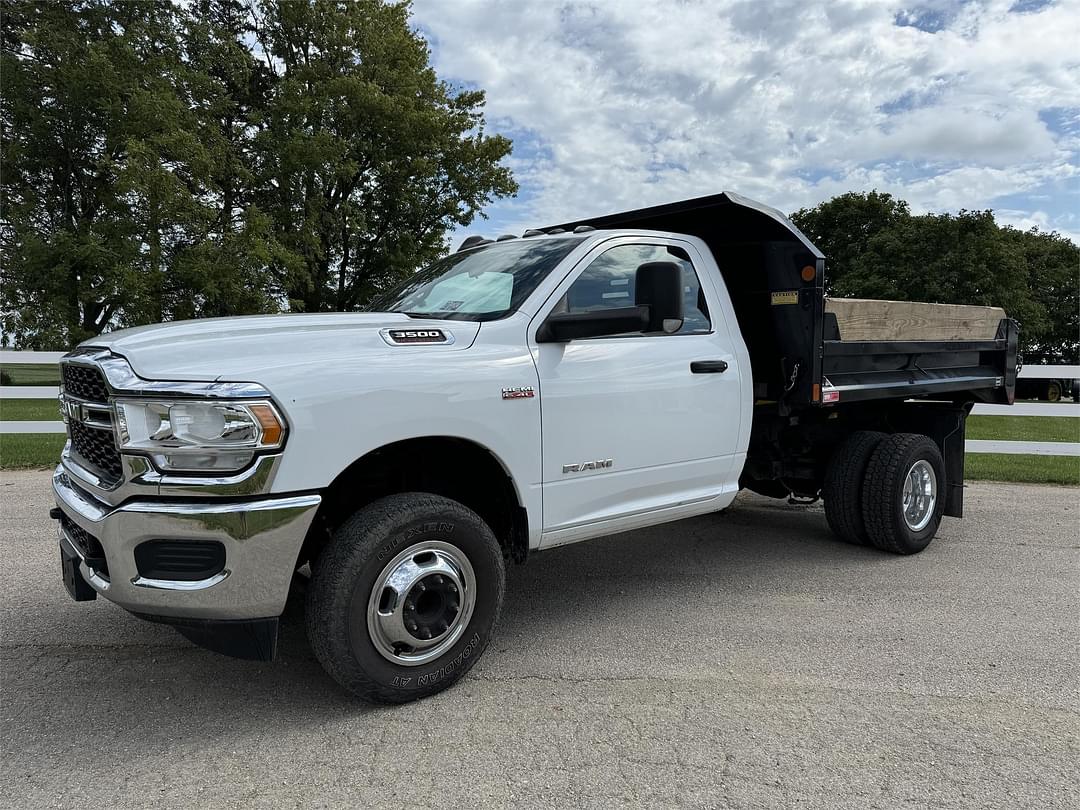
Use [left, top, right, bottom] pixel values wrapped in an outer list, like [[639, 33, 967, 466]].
[[995, 207, 1080, 244], [413, 0, 1080, 241]]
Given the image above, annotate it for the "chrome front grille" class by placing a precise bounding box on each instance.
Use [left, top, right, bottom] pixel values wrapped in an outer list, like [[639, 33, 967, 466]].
[[61, 361, 123, 485], [61, 363, 110, 402], [68, 418, 123, 482]]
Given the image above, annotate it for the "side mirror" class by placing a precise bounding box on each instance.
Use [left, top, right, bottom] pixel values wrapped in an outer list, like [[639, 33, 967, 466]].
[[635, 261, 684, 334], [536, 306, 649, 343]]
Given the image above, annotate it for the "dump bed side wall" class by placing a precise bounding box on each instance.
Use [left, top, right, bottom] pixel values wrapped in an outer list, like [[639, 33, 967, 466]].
[[822, 318, 1018, 406]]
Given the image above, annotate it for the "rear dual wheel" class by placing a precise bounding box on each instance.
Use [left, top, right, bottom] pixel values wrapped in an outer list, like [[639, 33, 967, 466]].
[[825, 432, 946, 554], [823, 431, 886, 546], [862, 434, 945, 554]]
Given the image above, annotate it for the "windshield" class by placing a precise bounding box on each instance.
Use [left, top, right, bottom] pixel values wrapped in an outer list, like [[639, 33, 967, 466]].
[[371, 236, 588, 321]]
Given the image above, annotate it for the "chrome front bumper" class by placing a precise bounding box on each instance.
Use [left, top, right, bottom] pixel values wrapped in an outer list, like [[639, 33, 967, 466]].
[[52, 466, 321, 620]]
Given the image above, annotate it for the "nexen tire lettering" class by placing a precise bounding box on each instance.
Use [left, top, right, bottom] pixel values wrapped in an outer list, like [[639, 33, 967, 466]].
[[377, 522, 456, 561]]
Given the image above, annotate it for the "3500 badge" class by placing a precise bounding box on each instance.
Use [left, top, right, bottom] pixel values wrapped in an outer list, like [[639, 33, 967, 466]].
[[382, 329, 451, 345]]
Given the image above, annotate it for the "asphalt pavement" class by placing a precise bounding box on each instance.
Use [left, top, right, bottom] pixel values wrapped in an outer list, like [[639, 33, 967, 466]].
[[1, 471, 1077, 809]]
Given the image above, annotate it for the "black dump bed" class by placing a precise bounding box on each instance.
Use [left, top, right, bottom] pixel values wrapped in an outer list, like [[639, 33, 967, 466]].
[[554, 191, 1018, 414]]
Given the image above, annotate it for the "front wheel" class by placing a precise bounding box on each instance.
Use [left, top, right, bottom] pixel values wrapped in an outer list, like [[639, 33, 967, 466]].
[[861, 434, 946, 554], [306, 493, 506, 703]]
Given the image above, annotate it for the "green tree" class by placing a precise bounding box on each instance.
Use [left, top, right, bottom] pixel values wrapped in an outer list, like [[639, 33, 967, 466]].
[[1001, 226, 1080, 363], [1, 0, 516, 348], [162, 0, 284, 321], [791, 193, 1080, 363], [248, 0, 517, 313], [791, 190, 910, 288], [2, 0, 173, 347]]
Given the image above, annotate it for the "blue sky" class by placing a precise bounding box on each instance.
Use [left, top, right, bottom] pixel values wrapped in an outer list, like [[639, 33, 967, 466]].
[[412, 0, 1080, 243]]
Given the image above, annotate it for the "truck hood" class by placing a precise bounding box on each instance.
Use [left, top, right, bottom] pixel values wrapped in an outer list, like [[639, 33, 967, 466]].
[[80, 313, 481, 382]]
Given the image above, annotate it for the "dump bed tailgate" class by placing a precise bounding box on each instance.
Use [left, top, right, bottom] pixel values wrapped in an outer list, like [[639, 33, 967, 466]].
[[819, 304, 1018, 406]]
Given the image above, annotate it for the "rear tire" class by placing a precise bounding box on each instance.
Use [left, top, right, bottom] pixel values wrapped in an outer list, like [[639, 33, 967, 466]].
[[823, 430, 886, 545], [862, 434, 945, 554], [306, 493, 505, 704], [1047, 381, 1062, 402]]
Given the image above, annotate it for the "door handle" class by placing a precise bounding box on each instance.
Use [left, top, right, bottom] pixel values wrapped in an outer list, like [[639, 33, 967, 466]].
[[690, 360, 729, 374]]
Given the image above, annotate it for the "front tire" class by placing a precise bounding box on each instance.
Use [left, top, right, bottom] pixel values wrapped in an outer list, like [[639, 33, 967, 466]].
[[306, 493, 505, 704], [862, 434, 946, 554]]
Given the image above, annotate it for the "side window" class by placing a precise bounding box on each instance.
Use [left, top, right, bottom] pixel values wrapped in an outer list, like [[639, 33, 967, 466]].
[[559, 243, 710, 334]]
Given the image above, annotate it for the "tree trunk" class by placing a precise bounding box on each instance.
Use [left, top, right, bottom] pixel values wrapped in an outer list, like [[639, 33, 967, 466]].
[[336, 217, 350, 311]]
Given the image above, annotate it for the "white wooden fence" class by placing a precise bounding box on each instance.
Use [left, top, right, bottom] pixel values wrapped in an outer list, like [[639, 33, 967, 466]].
[[1, 351, 1078, 456]]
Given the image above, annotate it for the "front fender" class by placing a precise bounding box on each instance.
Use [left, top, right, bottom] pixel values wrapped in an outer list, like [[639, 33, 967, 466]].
[[264, 346, 543, 546]]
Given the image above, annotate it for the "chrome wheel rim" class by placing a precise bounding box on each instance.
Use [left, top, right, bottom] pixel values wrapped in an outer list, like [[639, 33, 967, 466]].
[[366, 541, 476, 666], [902, 459, 937, 531]]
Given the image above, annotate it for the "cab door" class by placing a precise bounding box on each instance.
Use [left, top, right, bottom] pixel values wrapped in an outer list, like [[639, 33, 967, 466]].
[[530, 238, 745, 545]]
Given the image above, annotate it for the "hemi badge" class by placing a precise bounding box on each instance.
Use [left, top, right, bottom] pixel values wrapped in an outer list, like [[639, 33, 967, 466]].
[[502, 386, 535, 400]]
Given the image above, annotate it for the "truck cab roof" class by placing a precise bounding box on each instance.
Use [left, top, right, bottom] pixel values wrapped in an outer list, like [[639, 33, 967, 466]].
[[546, 190, 824, 260]]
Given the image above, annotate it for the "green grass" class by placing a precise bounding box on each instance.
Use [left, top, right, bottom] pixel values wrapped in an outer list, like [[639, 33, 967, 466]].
[[0, 398, 61, 421], [967, 415, 1079, 443], [3, 431, 1074, 488], [0, 363, 60, 386], [0, 434, 66, 469], [2, 410, 1078, 483], [965, 453, 1080, 486]]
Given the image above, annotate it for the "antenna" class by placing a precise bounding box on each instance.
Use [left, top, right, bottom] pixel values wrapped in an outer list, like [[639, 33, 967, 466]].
[[457, 235, 491, 252]]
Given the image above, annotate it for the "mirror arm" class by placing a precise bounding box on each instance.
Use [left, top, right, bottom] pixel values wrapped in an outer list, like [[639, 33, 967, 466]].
[[536, 320, 556, 343], [536, 306, 650, 343]]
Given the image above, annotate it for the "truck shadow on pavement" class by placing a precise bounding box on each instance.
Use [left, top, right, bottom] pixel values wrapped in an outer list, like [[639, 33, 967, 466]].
[[11, 496, 906, 740], [275, 495, 864, 687], [221, 497, 872, 697]]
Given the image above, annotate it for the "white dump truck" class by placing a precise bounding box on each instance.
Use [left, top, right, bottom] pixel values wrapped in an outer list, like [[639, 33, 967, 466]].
[[50, 192, 1018, 702]]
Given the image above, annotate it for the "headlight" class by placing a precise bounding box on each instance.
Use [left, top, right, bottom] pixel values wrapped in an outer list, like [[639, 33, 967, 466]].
[[114, 399, 285, 473]]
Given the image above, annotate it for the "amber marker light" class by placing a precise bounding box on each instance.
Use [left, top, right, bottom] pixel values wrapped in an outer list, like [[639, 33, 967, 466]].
[[800, 265, 816, 282], [250, 404, 285, 446]]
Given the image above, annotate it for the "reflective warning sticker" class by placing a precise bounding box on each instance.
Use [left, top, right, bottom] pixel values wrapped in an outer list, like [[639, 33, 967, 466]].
[[771, 290, 799, 305]]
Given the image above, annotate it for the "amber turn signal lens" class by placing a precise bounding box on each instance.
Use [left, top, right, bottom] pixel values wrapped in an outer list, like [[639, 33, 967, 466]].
[[249, 404, 284, 446], [800, 265, 816, 282]]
